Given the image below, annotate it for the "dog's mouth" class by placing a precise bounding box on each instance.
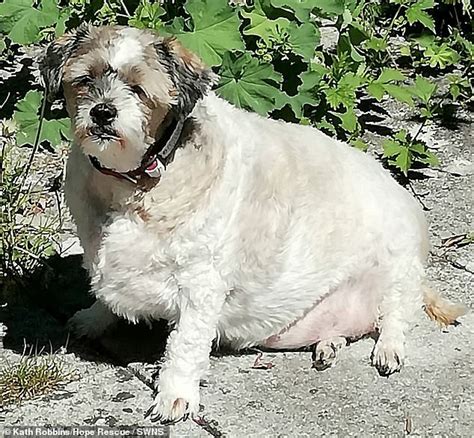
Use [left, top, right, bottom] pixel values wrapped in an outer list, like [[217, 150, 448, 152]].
[[89, 125, 121, 141]]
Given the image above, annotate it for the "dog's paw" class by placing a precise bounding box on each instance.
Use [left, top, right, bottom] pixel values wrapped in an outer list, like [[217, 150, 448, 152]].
[[67, 303, 117, 339], [371, 336, 405, 377], [146, 387, 199, 425], [312, 336, 347, 371]]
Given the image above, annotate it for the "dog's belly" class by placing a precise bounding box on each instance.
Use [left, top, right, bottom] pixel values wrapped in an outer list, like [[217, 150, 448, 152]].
[[263, 275, 379, 349], [218, 270, 381, 350]]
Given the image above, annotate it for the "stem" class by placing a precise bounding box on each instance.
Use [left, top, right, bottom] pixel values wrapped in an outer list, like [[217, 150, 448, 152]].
[[410, 118, 427, 144], [12, 89, 48, 208], [380, 3, 404, 69], [382, 4, 404, 44], [453, 4, 462, 30], [118, 0, 131, 18], [54, 190, 63, 229]]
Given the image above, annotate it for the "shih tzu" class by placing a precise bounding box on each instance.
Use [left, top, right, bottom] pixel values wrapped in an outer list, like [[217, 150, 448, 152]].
[[39, 24, 465, 424]]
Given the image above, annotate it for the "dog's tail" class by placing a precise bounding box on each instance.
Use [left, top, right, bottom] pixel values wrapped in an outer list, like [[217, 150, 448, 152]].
[[423, 286, 467, 326]]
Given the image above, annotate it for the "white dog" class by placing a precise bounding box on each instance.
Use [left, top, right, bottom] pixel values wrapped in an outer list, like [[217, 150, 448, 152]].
[[40, 24, 465, 424]]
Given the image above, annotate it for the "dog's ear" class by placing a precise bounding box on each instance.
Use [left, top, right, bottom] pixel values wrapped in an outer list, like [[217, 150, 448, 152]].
[[155, 37, 218, 117], [39, 23, 91, 100]]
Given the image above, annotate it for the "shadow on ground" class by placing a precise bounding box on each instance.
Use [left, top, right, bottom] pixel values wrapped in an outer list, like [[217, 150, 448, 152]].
[[1, 254, 168, 365]]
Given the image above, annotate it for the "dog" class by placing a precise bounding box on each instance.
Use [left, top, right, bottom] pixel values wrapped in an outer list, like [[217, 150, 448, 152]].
[[40, 24, 465, 424]]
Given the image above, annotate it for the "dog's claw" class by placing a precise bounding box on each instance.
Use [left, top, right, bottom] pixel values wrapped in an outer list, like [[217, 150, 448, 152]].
[[144, 405, 155, 419], [146, 397, 192, 425]]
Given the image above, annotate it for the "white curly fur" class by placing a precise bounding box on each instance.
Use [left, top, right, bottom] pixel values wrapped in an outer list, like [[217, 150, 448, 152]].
[[65, 92, 432, 422], [55, 24, 436, 425]]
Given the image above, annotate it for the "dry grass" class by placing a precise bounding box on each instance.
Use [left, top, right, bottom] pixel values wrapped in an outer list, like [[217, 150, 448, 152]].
[[0, 351, 77, 406]]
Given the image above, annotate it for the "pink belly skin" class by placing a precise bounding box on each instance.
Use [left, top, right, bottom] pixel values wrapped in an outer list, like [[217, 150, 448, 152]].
[[264, 274, 380, 349]]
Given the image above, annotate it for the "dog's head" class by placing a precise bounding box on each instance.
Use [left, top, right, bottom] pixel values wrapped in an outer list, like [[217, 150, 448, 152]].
[[40, 24, 216, 172]]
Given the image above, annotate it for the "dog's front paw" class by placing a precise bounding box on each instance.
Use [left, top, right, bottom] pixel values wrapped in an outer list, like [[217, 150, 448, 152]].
[[67, 302, 118, 339], [371, 336, 405, 376], [146, 383, 199, 424]]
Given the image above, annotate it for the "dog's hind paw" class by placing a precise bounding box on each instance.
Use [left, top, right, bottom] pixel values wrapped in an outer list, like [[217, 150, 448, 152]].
[[67, 301, 118, 339], [312, 336, 347, 371], [371, 336, 405, 376]]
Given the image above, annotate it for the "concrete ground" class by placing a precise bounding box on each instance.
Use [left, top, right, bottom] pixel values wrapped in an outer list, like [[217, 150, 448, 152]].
[[1, 102, 472, 437]]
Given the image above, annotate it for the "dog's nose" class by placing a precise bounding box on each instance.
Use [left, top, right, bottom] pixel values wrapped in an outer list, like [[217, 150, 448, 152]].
[[90, 103, 117, 124]]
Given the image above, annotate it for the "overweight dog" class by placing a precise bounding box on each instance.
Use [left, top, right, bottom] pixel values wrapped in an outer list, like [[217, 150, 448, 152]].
[[40, 24, 465, 424]]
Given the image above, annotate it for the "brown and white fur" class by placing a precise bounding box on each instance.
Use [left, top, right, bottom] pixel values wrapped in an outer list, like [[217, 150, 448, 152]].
[[40, 24, 465, 424]]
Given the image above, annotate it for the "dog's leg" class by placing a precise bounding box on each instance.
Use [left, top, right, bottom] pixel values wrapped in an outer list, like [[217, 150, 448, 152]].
[[371, 258, 424, 376], [67, 300, 119, 339], [148, 269, 225, 424], [312, 336, 347, 371]]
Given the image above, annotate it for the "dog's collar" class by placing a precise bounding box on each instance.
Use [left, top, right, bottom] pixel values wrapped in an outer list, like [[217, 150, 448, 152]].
[[89, 113, 187, 186]]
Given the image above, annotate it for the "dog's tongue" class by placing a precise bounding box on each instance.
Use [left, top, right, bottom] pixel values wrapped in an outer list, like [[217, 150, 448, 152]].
[[144, 157, 161, 178]]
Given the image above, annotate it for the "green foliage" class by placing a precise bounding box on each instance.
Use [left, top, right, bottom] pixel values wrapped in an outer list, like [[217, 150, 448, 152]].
[[0, 350, 77, 406], [13, 91, 70, 147], [165, 0, 244, 67], [0, 0, 472, 178], [0, 0, 471, 282], [217, 51, 283, 115], [1, 135, 61, 282], [383, 129, 439, 175]]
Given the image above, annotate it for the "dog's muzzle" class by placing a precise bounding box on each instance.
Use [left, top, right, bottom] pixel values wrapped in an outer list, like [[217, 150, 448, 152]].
[[89, 112, 187, 186]]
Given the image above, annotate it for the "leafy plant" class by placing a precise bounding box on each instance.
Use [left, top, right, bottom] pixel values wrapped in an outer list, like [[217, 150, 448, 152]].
[[13, 91, 70, 147], [0, 1, 472, 282], [1, 121, 62, 284], [0, 348, 77, 406], [383, 128, 439, 175]]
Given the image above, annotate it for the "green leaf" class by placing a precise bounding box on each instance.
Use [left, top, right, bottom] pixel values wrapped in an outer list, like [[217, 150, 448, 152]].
[[54, 10, 70, 38], [411, 75, 437, 104], [377, 68, 406, 83], [400, 45, 411, 56], [335, 107, 358, 132], [383, 139, 403, 158], [364, 37, 388, 52], [406, 0, 435, 32], [314, 0, 345, 16], [351, 138, 368, 151], [166, 0, 244, 67], [13, 91, 70, 147], [383, 84, 414, 106], [367, 83, 385, 101], [424, 43, 460, 69], [276, 69, 322, 118], [287, 22, 320, 60], [216, 52, 283, 115], [129, 1, 165, 30], [324, 73, 362, 110], [395, 129, 408, 142], [338, 34, 364, 62], [316, 117, 337, 134], [420, 107, 433, 118], [270, 0, 317, 21], [419, 150, 439, 166], [409, 141, 426, 154], [241, 0, 290, 43], [0, 0, 61, 44], [412, 33, 435, 48], [394, 147, 412, 175]]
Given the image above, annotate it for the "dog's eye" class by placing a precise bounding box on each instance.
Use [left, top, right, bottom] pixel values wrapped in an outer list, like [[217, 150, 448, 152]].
[[131, 85, 147, 100], [73, 76, 93, 87]]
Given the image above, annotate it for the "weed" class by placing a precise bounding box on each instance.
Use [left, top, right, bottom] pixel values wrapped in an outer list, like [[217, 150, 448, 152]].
[[0, 348, 77, 406]]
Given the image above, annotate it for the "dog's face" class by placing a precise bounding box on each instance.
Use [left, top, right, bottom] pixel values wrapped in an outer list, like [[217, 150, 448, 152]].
[[40, 25, 215, 172]]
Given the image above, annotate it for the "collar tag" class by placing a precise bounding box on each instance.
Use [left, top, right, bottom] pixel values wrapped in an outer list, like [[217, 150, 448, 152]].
[[144, 157, 165, 178]]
